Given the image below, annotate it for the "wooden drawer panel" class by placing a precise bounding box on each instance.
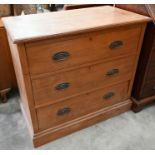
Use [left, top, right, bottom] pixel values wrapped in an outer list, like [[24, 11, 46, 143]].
[[37, 82, 129, 130], [32, 56, 135, 106], [26, 25, 141, 75], [141, 80, 155, 98]]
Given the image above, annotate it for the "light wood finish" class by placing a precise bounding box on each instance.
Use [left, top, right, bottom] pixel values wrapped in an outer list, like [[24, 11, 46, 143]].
[[34, 99, 132, 147], [0, 19, 17, 102], [26, 25, 141, 75], [3, 6, 150, 147], [2, 6, 150, 43], [37, 82, 129, 130], [33, 56, 135, 107], [7, 37, 38, 133]]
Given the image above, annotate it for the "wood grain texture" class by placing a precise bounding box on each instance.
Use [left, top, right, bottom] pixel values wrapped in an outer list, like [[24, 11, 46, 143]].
[[4, 6, 149, 147], [126, 23, 147, 98], [2, 6, 151, 43], [34, 99, 132, 147], [37, 81, 129, 130], [7, 36, 38, 134], [26, 24, 141, 75], [32, 56, 135, 107]]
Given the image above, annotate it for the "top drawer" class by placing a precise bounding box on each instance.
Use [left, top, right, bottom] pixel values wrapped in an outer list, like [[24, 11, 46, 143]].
[[26, 25, 141, 75]]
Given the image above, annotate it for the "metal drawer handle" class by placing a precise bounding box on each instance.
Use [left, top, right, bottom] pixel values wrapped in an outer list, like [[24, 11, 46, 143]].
[[109, 40, 123, 49], [103, 92, 115, 100], [106, 69, 119, 76], [55, 82, 70, 91], [53, 51, 70, 61], [57, 107, 71, 116]]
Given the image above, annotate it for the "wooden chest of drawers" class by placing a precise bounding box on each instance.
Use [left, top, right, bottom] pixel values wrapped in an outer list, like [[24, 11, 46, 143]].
[[2, 6, 150, 147]]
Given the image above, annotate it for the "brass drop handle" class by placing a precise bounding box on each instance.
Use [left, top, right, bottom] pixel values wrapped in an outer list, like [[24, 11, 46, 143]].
[[103, 92, 115, 100], [109, 40, 123, 49], [55, 82, 70, 91], [53, 51, 70, 61], [57, 107, 71, 116], [106, 69, 119, 76]]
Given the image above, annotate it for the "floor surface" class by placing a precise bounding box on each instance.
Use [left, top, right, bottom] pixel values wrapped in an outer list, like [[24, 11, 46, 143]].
[[0, 92, 155, 150]]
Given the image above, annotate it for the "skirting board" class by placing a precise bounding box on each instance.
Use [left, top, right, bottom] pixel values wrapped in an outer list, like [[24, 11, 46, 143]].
[[33, 99, 132, 147]]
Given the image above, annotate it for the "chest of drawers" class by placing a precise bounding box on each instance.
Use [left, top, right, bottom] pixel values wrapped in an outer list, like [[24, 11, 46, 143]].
[[2, 6, 150, 147]]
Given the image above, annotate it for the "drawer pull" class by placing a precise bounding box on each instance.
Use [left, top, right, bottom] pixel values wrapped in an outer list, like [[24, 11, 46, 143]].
[[153, 86, 155, 90], [103, 92, 115, 100], [53, 51, 70, 61], [57, 107, 71, 116], [106, 69, 119, 76], [55, 82, 70, 90], [109, 40, 123, 49]]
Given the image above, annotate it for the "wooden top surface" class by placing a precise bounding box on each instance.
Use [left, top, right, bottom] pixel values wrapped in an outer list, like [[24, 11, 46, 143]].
[[2, 6, 151, 43]]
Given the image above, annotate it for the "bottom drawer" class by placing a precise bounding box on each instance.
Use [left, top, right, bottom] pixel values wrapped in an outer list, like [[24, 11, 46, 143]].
[[37, 81, 129, 130]]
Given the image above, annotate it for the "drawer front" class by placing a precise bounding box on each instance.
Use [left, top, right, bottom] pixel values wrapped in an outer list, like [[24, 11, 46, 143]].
[[26, 25, 141, 75], [32, 56, 135, 106], [37, 82, 129, 130], [141, 80, 155, 98]]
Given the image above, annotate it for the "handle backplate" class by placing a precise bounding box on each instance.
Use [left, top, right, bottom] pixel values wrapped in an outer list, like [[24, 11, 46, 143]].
[[55, 82, 70, 91], [57, 107, 71, 116], [109, 40, 123, 49], [103, 92, 115, 100], [53, 51, 70, 61], [106, 69, 119, 76]]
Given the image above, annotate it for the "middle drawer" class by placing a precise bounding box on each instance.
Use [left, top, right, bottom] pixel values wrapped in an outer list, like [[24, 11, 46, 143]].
[[32, 55, 135, 106]]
